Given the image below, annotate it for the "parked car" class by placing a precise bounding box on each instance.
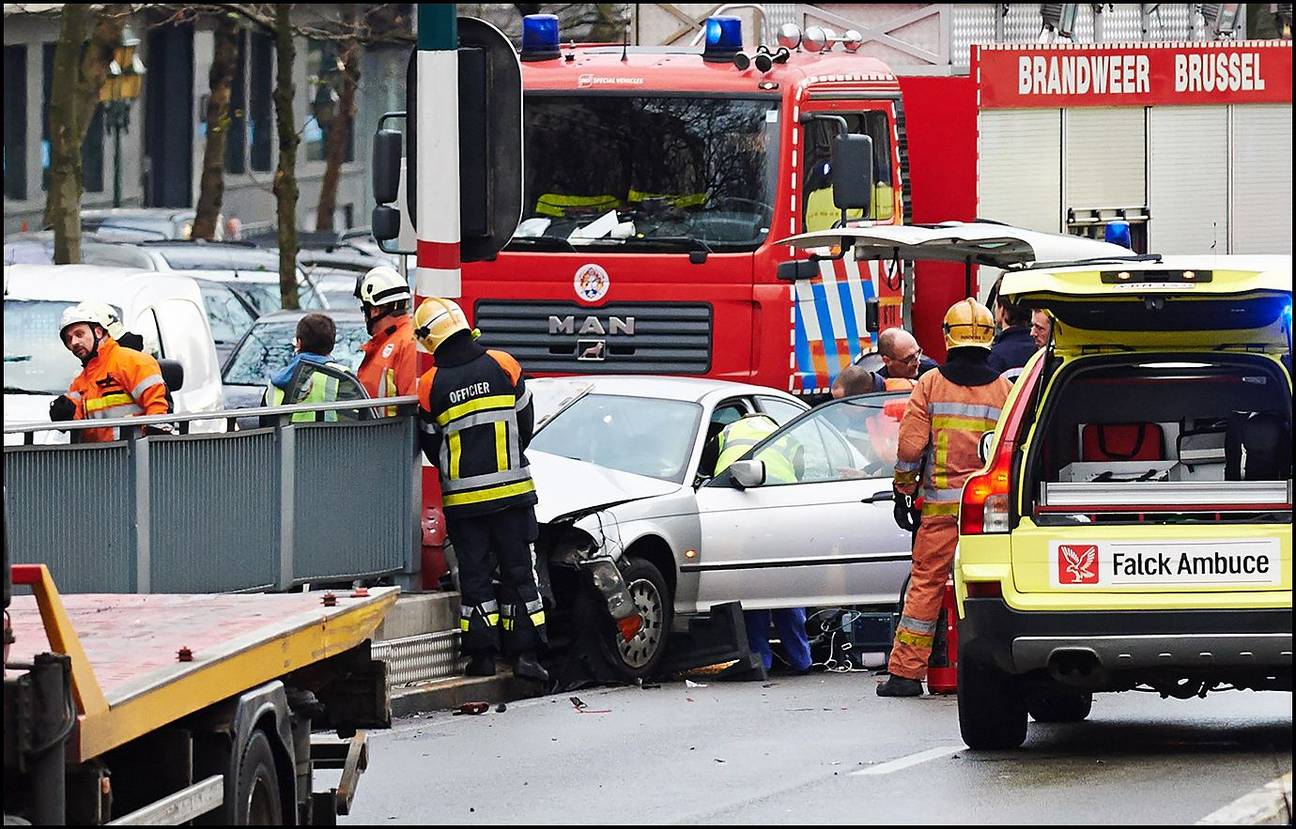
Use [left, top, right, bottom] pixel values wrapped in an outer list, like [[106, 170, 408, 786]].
[[79, 207, 223, 241], [221, 309, 370, 412], [524, 375, 913, 680], [4, 264, 225, 443], [3, 232, 155, 265]]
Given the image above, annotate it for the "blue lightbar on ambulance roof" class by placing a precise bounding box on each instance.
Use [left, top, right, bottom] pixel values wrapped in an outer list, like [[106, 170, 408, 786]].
[[1104, 220, 1132, 250], [703, 16, 743, 62], [521, 14, 560, 61]]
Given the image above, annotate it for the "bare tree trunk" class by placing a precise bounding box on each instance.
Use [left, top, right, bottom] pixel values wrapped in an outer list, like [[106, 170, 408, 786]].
[[273, 4, 301, 310], [315, 5, 359, 233], [194, 14, 240, 240], [43, 6, 122, 232], [48, 6, 92, 264]]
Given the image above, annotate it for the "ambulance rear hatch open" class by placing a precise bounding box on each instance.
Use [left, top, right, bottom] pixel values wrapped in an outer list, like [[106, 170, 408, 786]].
[[1001, 256, 1293, 594]]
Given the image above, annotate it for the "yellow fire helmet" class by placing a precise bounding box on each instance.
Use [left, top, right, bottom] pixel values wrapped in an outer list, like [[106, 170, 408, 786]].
[[413, 296, 472, 354], [942, 297, 997, 351]]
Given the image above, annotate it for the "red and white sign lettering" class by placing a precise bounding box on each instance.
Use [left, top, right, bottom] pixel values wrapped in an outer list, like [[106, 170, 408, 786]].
[[976, 42, 1292, 108]]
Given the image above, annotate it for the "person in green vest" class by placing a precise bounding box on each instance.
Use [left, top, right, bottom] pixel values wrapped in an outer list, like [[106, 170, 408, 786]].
[[263, 313, 367, 423], [712, 414, 813, 674]]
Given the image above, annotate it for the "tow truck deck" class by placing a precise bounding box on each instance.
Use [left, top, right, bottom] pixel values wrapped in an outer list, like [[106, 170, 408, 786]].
[[5, 564, 398, 824]]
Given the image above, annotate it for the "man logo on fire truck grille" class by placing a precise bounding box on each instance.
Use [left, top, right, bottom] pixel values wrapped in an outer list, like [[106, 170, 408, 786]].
[[574, 264, 610, 303], [1059, 544, 1099, 585]]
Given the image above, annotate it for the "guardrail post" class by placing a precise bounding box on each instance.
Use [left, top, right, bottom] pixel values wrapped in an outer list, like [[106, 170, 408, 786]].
[[131, 431, 151, 593], [277, 421, 296, 590], [405, 409, 423, 591]]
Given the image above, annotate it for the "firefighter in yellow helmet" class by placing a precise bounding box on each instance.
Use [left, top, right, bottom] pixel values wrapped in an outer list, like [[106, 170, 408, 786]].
[[413, 297, 548, 683], [878, 298, 1011, 697]]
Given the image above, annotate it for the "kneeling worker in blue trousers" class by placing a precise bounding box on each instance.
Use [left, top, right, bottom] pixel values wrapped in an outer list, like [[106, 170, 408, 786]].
[[712, 415, 813, 674]]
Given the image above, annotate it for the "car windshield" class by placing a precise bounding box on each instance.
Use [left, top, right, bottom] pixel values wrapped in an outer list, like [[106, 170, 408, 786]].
[[222, 318, 369, 386], [220, 280, 325, 315], [531, 393, 702, 483], [511, 95, 781, 251], [4, 300, 94, 395]]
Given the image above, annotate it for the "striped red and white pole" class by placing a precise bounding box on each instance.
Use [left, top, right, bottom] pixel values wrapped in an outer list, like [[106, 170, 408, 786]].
[[415, 5, 461, 306]]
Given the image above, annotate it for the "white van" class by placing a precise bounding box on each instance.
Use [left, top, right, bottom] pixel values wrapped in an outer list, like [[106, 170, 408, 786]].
[[3, 264, 224, 442]]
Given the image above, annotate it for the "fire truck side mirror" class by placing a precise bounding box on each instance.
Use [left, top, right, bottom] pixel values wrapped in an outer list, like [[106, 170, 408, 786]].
[[373, 205, 401, 243], [373, 129, 402, 206], [776, 260, 821, 281], [831, 133, 874, 214]]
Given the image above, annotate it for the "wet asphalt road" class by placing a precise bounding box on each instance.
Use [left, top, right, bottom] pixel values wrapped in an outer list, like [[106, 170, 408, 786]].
[[342, 673, 1292, 825]]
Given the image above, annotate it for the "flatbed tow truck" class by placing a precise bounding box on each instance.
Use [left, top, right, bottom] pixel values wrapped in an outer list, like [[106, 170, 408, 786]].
[[4, 539, 397, 825]]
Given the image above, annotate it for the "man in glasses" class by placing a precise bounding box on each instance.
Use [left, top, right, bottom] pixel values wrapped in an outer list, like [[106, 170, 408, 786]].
[[877, 328, 939, 383]]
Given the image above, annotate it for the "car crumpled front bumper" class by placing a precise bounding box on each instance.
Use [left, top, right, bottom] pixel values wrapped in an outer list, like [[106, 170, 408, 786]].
[[545, 511, 638, 622]]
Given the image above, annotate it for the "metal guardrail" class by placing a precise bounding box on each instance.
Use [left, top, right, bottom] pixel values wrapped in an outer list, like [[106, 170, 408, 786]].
[[4, 397, 423, 594]]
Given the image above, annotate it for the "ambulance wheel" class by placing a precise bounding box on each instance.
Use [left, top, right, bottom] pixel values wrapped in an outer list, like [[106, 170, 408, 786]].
[[957, 656, 1028, 750], [598, 557, 671, 681], [1029, 687, 1093, 723], [235, 731, 283, 825]]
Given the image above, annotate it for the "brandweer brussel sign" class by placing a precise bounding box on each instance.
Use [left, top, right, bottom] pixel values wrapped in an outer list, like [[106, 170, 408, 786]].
[[974, 41, 1292, 108]]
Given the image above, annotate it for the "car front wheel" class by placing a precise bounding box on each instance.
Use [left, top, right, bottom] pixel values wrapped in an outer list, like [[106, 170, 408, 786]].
[[597, 556, 671, 681]]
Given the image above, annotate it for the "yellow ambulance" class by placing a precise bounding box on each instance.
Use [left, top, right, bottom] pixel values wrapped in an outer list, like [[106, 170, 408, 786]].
[[955, 255, 1292, 749]]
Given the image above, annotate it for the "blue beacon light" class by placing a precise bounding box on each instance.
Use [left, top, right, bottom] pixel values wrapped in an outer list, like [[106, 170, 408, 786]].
[[521, 14, 561, 61], [703, 16, 743, 63], [1104, 220, 1132, 250]]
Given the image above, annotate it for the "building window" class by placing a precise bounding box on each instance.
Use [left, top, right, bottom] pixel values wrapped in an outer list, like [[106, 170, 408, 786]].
[[41, 42, 105, 193], [226, 29, 247, 175], [4, 45, 27, 200], [249, 30, 273, 172]]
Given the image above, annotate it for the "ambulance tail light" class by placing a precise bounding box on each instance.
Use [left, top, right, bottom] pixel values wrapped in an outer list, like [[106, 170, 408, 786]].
[[960, 355, 1045, 535], [965, 581, 1002, 599], [961, 451, 1013, 535]]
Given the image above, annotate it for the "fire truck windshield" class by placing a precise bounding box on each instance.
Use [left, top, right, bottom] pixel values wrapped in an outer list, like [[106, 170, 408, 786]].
[[513, 94, 781, 252]]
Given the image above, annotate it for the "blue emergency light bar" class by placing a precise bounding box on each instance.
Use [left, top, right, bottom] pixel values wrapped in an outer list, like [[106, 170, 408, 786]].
[[521, 14, 560, 61], [703, 16, 743, 62]]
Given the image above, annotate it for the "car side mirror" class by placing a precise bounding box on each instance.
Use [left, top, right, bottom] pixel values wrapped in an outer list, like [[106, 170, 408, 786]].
[[159, 359, 184, 392], [978, 430, 995, 465], [729, 459, 766, 489]]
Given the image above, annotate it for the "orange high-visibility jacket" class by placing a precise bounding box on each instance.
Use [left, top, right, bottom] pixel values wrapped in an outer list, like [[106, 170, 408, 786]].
[[358, 315, 418, 415], [893, 369, 1011, 519], [66, 338, 171, 442]]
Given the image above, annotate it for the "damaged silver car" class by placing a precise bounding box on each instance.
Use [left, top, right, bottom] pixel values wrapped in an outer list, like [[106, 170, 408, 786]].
[[527, 376, 914, 680]]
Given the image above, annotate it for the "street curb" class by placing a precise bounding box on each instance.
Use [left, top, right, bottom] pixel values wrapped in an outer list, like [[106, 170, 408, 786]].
[[390, 671, 546, 718], [1196, 772, 1293, 825]]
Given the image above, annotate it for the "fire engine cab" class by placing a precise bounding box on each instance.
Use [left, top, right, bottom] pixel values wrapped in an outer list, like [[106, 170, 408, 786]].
[[461, 15, 912, 398]]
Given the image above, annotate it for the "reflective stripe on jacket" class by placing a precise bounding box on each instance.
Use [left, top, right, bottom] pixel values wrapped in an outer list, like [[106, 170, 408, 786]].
[[358, 315, 418, 416], [715, 415, 797, 484], [67, 338, 171, 443], [418, 345, 537, 519], [894, 368, 1011, 519]]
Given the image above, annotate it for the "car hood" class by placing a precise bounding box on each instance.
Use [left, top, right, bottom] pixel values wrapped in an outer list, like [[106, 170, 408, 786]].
[[529, 450, 682, 523], [222, 383, 266, 409]]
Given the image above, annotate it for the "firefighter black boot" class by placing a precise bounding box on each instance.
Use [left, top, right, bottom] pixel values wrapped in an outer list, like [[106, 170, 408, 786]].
[[513, 652, 549, 684], [465, 653, 497, 677], [876, 675, 924, 697]]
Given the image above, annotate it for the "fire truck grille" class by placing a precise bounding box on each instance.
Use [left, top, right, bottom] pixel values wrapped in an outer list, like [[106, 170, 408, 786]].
[[473, 301, 712, 374]]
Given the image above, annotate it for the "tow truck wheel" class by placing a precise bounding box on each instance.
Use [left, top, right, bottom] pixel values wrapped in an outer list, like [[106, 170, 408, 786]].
[[235, 731, 283, 825], [957, 656, 1028, 750], [1029, 687, 1093, 723], [598, 557, 671, 681]]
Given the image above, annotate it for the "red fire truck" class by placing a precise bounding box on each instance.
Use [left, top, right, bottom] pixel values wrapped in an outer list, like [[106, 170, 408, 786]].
[[459, 16, 914, 398]]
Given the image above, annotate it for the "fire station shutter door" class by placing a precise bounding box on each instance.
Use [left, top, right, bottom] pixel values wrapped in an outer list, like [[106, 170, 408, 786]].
[[978, 109, 1062, 232], [1065, 107, 1146, 213], [1149, 107, 1228, 254], [1230, 105, 1293, 255]]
